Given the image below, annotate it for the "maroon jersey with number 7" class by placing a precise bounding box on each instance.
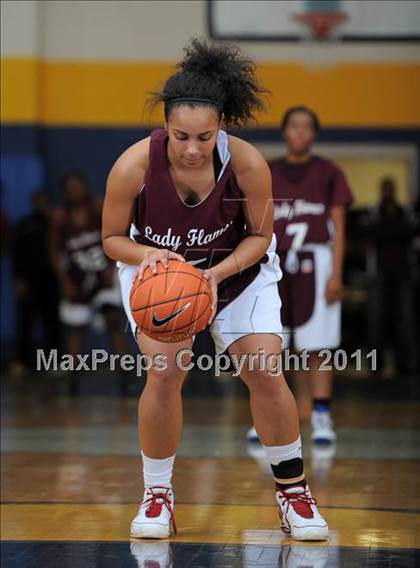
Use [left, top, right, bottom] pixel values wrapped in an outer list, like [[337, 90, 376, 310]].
[[270, 156, 353, 252]]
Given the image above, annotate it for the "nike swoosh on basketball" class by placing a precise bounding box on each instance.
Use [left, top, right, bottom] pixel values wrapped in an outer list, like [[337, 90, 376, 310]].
[[152, 302, 192, 327], [189, 258, 207, 266]]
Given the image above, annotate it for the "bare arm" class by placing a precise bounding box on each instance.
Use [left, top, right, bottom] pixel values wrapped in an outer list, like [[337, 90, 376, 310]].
[[325, 205, 346, 304], [102, 138, 156, 265], [209, 137, 273, 284]]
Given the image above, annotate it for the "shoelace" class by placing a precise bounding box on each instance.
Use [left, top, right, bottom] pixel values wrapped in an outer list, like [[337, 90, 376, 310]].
[[142, 486, 177, 535], [280, 486, 317, 519]]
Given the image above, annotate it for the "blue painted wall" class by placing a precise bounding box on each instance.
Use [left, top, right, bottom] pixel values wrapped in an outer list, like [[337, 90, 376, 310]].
[[1, 124, 419, 347]]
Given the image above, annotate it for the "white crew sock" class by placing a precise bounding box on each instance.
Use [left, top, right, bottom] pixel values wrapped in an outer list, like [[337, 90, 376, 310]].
[[263, 436, 302, 465], [141, 451, 175, 488]]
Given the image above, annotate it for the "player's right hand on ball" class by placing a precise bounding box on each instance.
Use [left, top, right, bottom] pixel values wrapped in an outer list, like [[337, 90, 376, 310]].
[[134, 248, 185, 281]]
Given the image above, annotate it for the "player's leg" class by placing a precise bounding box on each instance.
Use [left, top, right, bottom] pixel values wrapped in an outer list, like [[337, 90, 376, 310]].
[[59, 300, 90, 355], [59, 299, 91, 395], [102, 305, 133, 395], [230, 333, 328, 541], [292, 365, 312, 422], [232, 334, 299, 445], [214, 272, 328, 541], [66, 326, 85, 395], [100, 305, 131, 395], [130, 333, 192, 539], [246, 327, 296, 441], [102, 306, 127, 356], [307, 351, 335, 443], [279, 263, 312, 422], [119, 262, 185, 537], [294, 246, 339, 443], [65, 326, 84, 357], [137, 333, 191, 457], [93, 276, 131, 393], [94, 274, 128, 362]]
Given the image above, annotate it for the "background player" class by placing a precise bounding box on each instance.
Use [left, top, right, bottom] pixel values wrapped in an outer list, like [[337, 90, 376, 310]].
[[50, 171, 126, 392], [103, 40, 329, 541], [248, 106, 353, 445]]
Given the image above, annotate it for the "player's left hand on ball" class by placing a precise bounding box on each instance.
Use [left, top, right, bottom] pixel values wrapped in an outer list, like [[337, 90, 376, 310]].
[[134, 248, 185, 281], [202, 269, 218, 324], [325, 276, 343, 304]]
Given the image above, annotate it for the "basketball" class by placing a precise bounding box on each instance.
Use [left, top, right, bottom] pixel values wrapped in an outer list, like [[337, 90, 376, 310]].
[[130, 260, 212, 342]]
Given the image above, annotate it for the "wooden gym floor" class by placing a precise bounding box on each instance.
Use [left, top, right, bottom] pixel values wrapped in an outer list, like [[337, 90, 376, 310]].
[[1, 370, 419, 567]]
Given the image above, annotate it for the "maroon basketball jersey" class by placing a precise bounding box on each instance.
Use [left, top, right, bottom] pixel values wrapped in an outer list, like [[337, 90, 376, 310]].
[[59, 201, 109, 296], [133, 129, 265, 309], [270, 156, 353, 252]]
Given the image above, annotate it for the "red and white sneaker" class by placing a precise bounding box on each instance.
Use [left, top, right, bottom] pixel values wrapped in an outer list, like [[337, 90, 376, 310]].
[[276, 483, 329, 541], [130, 486, 177, 539]]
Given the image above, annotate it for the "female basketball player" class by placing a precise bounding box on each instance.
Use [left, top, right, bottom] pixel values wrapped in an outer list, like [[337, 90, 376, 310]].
[[51, 172, 127, 394], [247, 107, 353, 446], [102, 40, 328, 541]]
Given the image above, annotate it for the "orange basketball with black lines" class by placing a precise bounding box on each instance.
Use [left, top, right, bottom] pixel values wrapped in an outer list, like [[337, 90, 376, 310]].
[[130, 260, 212, 342]]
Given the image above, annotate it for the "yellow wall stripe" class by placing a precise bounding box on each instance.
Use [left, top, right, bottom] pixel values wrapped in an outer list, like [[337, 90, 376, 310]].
[[1, 58, 40, 123], [1, 58, 420, 126], [259, 63, 420, 127]]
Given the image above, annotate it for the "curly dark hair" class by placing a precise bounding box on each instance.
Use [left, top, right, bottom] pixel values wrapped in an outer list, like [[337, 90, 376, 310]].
[[151, 39, 268, 127]]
